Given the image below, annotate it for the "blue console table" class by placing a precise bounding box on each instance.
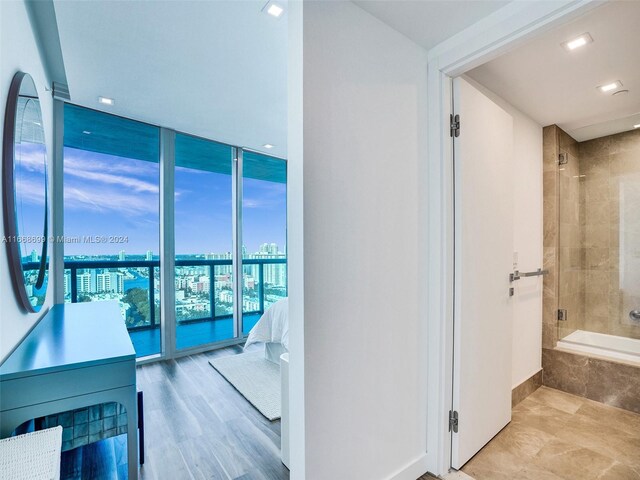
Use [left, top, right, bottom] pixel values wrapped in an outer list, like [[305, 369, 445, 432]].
[[0, 301, 138, 479]]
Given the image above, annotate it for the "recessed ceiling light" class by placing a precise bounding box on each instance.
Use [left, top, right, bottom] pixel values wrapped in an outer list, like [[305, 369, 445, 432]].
[[263, 1, 284, 18], [598, 81, 622, 93], [634, 124, 640, 129], [263, 143, 275, 149], [98, 96, 114, 106], [562, 33, 593, 51], [82, 130, 92, 135], [268, 4, 283, 17]]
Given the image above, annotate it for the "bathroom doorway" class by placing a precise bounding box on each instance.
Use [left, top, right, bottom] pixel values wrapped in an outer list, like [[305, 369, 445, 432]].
[[444, 1, 640, 477], [429, 2, 640, 478]]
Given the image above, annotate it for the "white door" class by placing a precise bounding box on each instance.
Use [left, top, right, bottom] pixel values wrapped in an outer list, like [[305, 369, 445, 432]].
[[451, 77, 514, 469]]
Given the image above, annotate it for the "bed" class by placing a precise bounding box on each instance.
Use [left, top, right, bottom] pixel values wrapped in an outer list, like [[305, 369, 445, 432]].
[[244, 297, 289, 364]]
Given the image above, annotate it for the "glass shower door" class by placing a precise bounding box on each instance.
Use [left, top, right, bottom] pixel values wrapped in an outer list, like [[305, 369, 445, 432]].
[[557, 148, 584, 341], [558, 131, 640, 344]]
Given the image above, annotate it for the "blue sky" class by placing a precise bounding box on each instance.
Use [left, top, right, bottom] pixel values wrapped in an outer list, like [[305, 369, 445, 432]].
[[63, 147, 286, 256]]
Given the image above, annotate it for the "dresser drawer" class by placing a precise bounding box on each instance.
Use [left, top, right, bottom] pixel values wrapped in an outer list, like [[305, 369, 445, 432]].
[[0, 360, 135, 411]]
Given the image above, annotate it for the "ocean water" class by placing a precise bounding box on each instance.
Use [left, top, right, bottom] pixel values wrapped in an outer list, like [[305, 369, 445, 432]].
[[124, 272, 150, 292]]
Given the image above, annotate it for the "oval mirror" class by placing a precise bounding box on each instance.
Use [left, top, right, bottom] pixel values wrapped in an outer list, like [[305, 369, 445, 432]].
[[3, 72, 49, 312]]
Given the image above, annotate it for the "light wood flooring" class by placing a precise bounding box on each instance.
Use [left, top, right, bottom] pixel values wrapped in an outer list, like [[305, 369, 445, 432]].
[[62, 346, 289, 479], [137, 345, 289, 480]]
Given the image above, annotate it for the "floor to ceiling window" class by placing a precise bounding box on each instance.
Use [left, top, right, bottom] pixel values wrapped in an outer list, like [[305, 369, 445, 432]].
[[241, 151, 287, 334], [62, 104, 287, 360], [174, 133, 234, 350], [63, 105, 161, 357]]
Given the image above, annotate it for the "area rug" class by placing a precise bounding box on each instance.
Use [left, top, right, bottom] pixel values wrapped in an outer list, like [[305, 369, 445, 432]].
[[209, 351, 281, 420]]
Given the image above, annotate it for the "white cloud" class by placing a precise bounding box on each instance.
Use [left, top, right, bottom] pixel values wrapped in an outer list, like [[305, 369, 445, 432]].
[[63, 149, 159, 193], [64, 183, 158, 217], [66, 168, 158, 194]]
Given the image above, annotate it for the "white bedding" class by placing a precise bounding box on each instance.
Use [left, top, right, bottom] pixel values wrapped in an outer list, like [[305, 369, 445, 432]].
[[245, 298, 289, 351]]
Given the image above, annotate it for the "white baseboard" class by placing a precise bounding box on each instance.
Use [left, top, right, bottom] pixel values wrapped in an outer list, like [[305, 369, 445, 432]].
[[385, 453, 431, 480]]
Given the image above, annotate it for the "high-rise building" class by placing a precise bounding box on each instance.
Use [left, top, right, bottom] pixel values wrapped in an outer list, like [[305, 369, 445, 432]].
[[111, 272, 125, 294], [63, 271, 71, 297], [30, 250, 38, 262], [96, 272, 111, 292], [254, 243, 286, 286], [77, 272, 93, 293], [118, 250, 126, 261], [146, 250, 153, 261], [210, 251, 233, 275], [94, 271, 124, 294], [264, 263, 286, 286]]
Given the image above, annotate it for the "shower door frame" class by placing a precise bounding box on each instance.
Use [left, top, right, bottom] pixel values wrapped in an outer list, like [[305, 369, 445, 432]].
[[424, 1, 603, 476]]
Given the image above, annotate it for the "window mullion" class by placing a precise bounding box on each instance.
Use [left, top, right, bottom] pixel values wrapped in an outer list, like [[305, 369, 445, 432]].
[[160, 128, 176, 358], [232, 147, 244, 338]]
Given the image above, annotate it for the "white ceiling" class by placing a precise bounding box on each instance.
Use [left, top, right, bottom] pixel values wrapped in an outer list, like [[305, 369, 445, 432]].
[[53, 0, 288, 157], [467, 1, 640, 142], [354, 0, 509, 50]]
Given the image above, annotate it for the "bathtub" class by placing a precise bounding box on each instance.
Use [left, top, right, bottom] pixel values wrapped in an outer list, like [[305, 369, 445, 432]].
[[557, 330, 640, 366]]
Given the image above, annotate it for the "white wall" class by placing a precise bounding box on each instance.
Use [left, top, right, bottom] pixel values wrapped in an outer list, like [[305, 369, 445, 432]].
[[301, 2, 428, 478], [0, 1, 54, 363], [464, 76, 543, 388], [287, 0, 305, 476]]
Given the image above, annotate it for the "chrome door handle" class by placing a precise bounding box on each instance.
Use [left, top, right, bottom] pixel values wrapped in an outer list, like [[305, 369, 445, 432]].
[[510, 268, 548, 282]]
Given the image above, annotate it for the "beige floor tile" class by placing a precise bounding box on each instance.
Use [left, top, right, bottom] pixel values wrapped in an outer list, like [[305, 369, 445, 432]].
[[512, 464, 566, 480], [460, 387, 640, 480], [486, 422, 556, 460], [511, 398, 573, 436], [460, 423, 553, 479], [575, 400, 640, 438], [554, 413, 640, 467], [462, 459, 521, 480], [530, 439, 616, 480], [461, 446, 521, 476], [597, 461, 640, 480], [527, 386, 585, 414]]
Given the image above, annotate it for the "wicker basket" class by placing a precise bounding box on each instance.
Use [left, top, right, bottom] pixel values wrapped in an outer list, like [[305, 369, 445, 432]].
[[0, 426, 62, 480]]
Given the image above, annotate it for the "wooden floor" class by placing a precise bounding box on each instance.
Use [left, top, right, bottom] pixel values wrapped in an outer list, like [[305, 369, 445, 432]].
[[137, 345, 289, 480]]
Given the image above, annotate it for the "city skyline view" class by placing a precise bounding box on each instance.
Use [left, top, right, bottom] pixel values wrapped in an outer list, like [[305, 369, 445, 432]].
[[57, 104, 288, 356]]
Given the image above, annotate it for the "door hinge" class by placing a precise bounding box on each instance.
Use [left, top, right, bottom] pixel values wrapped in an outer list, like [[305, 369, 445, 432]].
[[558, 152, 569, 165], [450, 114, 460, 138], [558, 309, 567, 322], [449, 410, 459, 433]]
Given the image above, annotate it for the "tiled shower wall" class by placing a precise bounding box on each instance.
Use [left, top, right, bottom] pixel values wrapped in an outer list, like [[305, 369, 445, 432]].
[[542, 125, 640, 413], [580, 131, 640, 339]]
